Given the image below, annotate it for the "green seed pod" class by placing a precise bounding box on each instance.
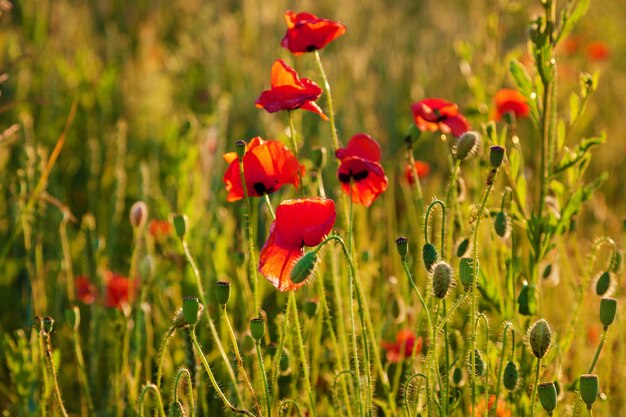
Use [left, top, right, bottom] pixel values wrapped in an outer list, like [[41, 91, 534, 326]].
[[235, 140, 247, 159], [595, 271, 612, 296], [432, 262, 453, 299], [183, 297, 200, 326], [517, 283, 538, 316], [215, 281, 231, 306], [527, 319, 552, 359], [538, 382, 558, 413], [579, 374, 599, 408], [250, 317, 265, 341], [494, 211, 509, 238], [456, 131, 481, 161], [599, 297, 617, 328], [503, 361, 519, 390], [290, 252, 318, 284], [310, 146, 327, 170], [42, 316, 54, 335], [422, 243, 438, 272], [489, 145, 506, 168], [168, 401, 187, 417], [452, 367, 464, 386], [471, 349, 485, 376], [610, 250, 623, 273], [395, 237, 409, 259], [456, 238, 470, 257], [303, 299, 319, 318], [172, 214, 188, 239], [459, 257, 475, 289], [129, 201, 148, 229]]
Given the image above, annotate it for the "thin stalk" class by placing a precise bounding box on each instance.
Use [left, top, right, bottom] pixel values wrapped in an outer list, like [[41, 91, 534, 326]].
[[156, 327, 176, 388], [493, 323, 514, 417], [404, 373, 429, 417], [529, 358, 542, 417], [313, 51, 340, 152], [475, 314, 490, 417], [42, 330, 69, 417], [264, 194, 276, 220], [271, 297, 290, 409], [587, 328, 608, 374], [442, 300, 450, 416], [238, 153, 260, 315], [70, 308, 94, 414], [173, 368, 195, 417], [407, 146, 425, 228], [424, 199, 446, 257], [255, 340, 272, 417], [59, 212, 75, 303], [287, 111, 304, 195], [138, 384, 166, 417]]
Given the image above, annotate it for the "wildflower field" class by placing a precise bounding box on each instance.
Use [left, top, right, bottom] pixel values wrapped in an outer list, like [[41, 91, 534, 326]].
[[1, 0, 626, 416]]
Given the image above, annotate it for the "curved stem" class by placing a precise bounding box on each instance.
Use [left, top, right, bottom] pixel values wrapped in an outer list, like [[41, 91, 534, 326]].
[[404, 373, 429, 417], [280, 400, 303, 417], [332, 370, 357, 416], [156, 326, 176, 388], [173, 368, 195, 417], [424, 199, 447, 257], [138, 384, 166, 417]]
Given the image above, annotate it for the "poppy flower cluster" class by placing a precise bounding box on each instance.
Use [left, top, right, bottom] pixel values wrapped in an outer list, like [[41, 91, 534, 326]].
[[411, 98, 471, 137], [381, 329, 423, 363], [258, 198, 336, 292], [336, 133, 388, 207], [223, 137, 302, 202], [281, 10, 346, 55], [255, 59, 327, 120], [493, 89, 530, 121]]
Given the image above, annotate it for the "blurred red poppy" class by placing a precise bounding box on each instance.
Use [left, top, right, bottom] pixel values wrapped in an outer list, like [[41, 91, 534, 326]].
[[281, 10, 346, 55], [470, 395, 511, 417], [336, 133, 388, 207], [75, 276, 97, 305], [104, 271, 134, 309], [493, 89, 529, 121], [411, 98, 470, 137], [404, 161, 430, 184], [258, 198, 336, 292], [223, 137, 302, 202], [381, 329, 423, 363], [149, 220, 171, 240], [586, 41, 610, 61], [256, 59, 328, 120]]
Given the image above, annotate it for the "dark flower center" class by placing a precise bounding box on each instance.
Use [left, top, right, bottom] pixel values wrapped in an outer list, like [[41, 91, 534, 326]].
[[338, 169, 369, 183], [306, 45, 318, 52], [253, 182, 276, 195]]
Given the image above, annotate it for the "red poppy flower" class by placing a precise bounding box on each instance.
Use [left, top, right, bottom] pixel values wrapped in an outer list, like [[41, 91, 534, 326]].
[[493, 89, 529, 121], [258, 198, 336, 292], [104, 271, 135, 309], [469, 395, 511, 417], [223, 137, 302, 202], [255, 59, 328, 120], [281, 10, 346, 55], [411, 98, 471, 137], [404, 161, 431, 185], [75, 276, 97, 305], [336, 133, 388, 207], [381, 329, 423, 363], [586, 41, 610, 61], [149, 220, 171, 240]]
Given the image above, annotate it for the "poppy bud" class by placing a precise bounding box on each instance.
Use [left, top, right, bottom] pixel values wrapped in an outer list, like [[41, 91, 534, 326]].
[[518, 283, 538, 316], [456, 238, 470, 257], [290, 252, 318, 284], [172, 214, 188, 239], [169, 401, 187, 417], [599, 297, 617, 328], [459, 257, 475, 289], [139, 255, 154, 280], [452, 366, 464, 386], [215, 281, 231, 306], [303, 299, 319, 318], [579, 374, 599, 409], [503, 361, 519, 390], [129, 201, 148, 229], [310, 146, 327, 170], [470, 349, 485, 376], [494, 211, 510, 238], [456, 131, 481, 161], [183, 297, 200, 326], [422, 243, 438, 272], [538, 382, 558, 414], [489, 145, 506, 168], [610, 249, 622, 273], [595, 271, 612, 296], [432, 262, 453, 299], [527, 319, 552, 359], [395, 237, 409, 259], [250, 317, 265, 341], [42, 316, 54, 335], [235, 140, 247, 159]]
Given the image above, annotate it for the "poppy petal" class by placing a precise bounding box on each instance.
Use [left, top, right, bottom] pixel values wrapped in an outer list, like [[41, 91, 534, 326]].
[[273, 198, 336, 247], [336, 133, 382, 161], [443, 113, 471, 137], [258, 230, 308, 292]]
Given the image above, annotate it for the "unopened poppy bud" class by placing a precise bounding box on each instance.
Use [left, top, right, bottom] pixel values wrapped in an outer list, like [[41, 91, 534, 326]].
[[172, 214, 188, 239], [503, 361, 519, 390], [183, 297, 200, 326], [456, 238, 470, 257], [489, 145, 506, 168], [456, 131, 481, 161], [310, 146, 327, 170], [538, 382, 558, 414], [579, 374, 599, 409], [494, 211, 510, 238], [129, 201, 148, 229], [595, 271, 611, 296], [250, 317, 265, 341], [432, 262, 453, 299], [395, 237, 409, 259], [215, 281, 231, 306], [235, 140, 247, 159], [42, 316, 54, 335], [610, 249, 622, 273], [422, 243, 438, 272], [599, 297, 617, 328], [452, 367, 464, 386], [169, 401, 187, 417], [518, 283, 538, 316], [140, 255, 154, 280], [470, 349, 485, 376], [459, 257, 475, 289], [528, 319, 552, 359], [303, 299, 319, 318], [290, 252, 318, 284]]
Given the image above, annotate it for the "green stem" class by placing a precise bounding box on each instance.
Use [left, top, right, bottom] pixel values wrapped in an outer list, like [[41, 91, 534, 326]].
[[475, 314, 490, 417], [70, 307, 94, 414], [530, 358, 542, 417], [424, 199, 446, 257], [138, 384, 166, 417], [313, 51, 340, 152], [404, 373, 429, 417], [271, 297, 290, 409], [238, 154, 260, 315], [256, 340, 272, 417], [442, 300, 450, 416], [42, 330, 69, 417], [587, 328, 608, 374], [173, 368, 195, 417], [264, 194, 276, 220], [59, 212, 75, 303], [156, 326, 175, 388], [494, 323, 514, 417], [407, 146, 425, 229]]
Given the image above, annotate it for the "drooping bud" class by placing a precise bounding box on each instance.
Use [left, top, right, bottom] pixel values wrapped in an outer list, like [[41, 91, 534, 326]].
[[579, 374, 599, 409], [129, 201, 148, 229], [538, 382, 558, 414], [489, 145, 506, 168], [471, 349, 485, 376], [456, 131, 481, 161], [250, 317, 265, 341], [527, 319, 552, 359], [183, 297, 200, 326], [215, 281, 231, 306], [599, 297, 617, 328], [235, 140, 247, 159], [172, 214, 188, 239], [310, 146, 327, 170], [452, 367, 464, 386], [42, 316, 54, 335], [290, 252, 318, 284], [494, 211, 510, 238], [518, 283, 538, 316], [594, 271, 612, 296], [395, 237, 409, 259], [456, 237, 470, 257], [503, 361, 519, 390], [303, 299, 319, 318], [422, 243, 438, 272], [432, 262, 453, 299], [168, 401, 187, 417], [459, 257, 475, 289]]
